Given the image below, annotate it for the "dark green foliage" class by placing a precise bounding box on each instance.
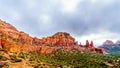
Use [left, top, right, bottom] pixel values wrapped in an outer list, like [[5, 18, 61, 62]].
[[7, 49, 120, 68], [12, 58, 22, 62], [17, 51, 30, 59], [0, 49, 8, 52], [0, 55, 3, 59], [46, 49, 110, 67], [27, 49, 120, 68], [9, 52, 27, 63], [34, 65, 47, 68], [0, 54, 8, 61], [0, 65, 3, 68]]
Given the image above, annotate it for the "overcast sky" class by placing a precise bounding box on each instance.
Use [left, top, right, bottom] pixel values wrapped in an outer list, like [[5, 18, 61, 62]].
[[0, 0, 120, 46]]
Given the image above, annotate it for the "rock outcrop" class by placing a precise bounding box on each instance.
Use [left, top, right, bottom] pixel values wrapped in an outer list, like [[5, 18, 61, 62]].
[[40, 32, 76, 47], [0, 33, 2, 48], [0, 20, 105, 54], [84, 40, 105, 54], [85, 40, 94, 48]]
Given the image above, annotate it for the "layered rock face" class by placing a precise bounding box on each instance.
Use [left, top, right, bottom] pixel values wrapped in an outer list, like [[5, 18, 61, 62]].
[[0, 34, 2, 48], [0, 20, 40, 52], [41, 32, 76, 47], [39, 33, 105, 54], [0, 20, 105, 54]]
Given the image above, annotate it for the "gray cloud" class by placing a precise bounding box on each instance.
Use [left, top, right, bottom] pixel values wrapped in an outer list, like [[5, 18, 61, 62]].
[[0, 0, 120, 39]]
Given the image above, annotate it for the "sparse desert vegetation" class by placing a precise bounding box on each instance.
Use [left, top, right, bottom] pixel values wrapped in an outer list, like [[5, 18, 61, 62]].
[[0, 49, 120, 68]]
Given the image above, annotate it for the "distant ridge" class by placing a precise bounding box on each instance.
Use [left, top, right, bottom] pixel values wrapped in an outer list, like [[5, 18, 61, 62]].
[[99, 40, 120, 54]]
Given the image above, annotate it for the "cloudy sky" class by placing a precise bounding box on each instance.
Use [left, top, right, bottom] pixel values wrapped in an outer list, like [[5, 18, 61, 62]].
[[0, 0, 120, 46]]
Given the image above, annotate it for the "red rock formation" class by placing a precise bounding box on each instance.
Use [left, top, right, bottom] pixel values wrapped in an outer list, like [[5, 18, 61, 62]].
[[18, 31, 33, 45], [40, 46, 56, 54], [90, 41, 94, 47], [1, 39, 11, 50], [86, 40, 90, 47], [0, 34, 2, 48], [85, 40, 94, 48], [33, 37, 42, 46], [0, 40, 1, 48], [0, 20, 105, 54], [40, 32, 76, 47], [95, 48, 105, 54], [0, 20, 40, 53], [0, 20, 18, 31]]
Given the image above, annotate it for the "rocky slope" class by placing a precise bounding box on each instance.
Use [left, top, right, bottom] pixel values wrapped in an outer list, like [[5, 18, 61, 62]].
[[99, 40, 120, 54], [0, 20, 105, 54]]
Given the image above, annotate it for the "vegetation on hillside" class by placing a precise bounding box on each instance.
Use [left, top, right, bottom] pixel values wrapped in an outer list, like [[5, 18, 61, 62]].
[[0, 49, 120, 68]]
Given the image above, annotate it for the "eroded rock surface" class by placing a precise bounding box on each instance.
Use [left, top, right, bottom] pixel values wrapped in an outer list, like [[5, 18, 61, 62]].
[[0, 20, 105, 54]]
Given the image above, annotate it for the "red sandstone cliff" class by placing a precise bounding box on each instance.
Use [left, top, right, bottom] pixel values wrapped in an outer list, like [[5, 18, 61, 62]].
[[0, 20, 105, 54]]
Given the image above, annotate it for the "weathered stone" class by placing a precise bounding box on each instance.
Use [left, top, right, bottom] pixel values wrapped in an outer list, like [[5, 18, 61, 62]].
[[0, 34, 2, 48], [18, 32, 33, 45], [40, 32, 77, 47], [90, 41, 94, 47], [0, 20, 105, 54], [86, 40, 90, 47], [33, 37, 42, 46]]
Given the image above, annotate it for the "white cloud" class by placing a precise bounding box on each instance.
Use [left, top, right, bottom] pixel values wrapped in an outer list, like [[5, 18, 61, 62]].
[[11, 11, 22, 21], [91, 0, 97, 3], [60, 0, 82, 13], [22, 0, 38, 9], [0, 0, 120, 47], [90, 0, 114, 5], [39, 14, 51, 24], [75, 31, 120, 47]]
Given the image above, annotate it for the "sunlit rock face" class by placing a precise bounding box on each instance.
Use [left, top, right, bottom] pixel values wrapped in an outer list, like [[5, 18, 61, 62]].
[[18, 31, 33, 45], [40, 32, 76, 47], [39, 32, 105, 54], [0, 20, 105, 54], [0, 34, 2, 49], [0, 20, 39, 53]]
